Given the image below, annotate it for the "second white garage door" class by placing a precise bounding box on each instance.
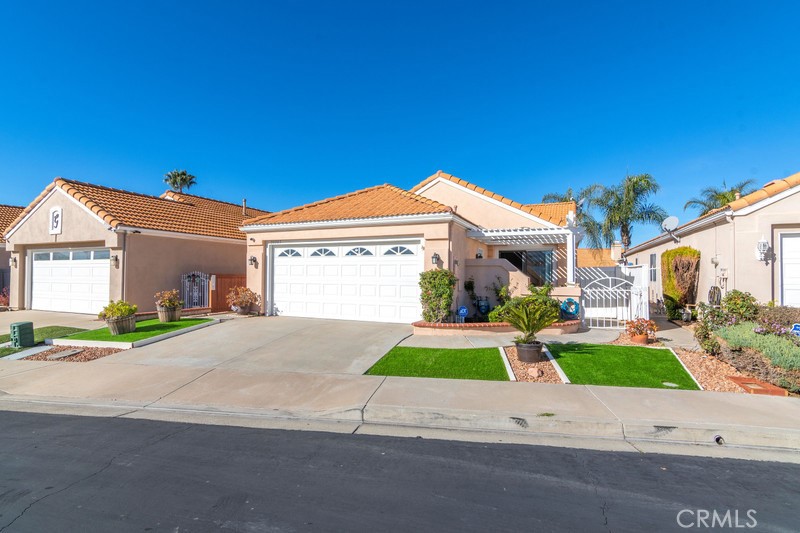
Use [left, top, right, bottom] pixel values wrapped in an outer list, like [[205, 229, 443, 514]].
[[782, 233, 800, 307], [30, 248, 111, 314], [272, 241, 423, 323]]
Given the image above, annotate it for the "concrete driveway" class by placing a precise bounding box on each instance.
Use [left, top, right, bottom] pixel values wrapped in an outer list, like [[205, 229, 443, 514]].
[[0, 310, 102, 332], [99, 316, 412, 374]]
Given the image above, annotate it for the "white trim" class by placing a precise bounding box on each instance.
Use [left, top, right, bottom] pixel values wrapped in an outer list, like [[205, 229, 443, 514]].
[[5, 188, 63, 240], [779, 231, 800, 306], [498, 347, 516, 381], [114, 225, 245, 244], [242, 212, 476, 232], [733, 185, 800, 216], [543, 345, 570, 384], [668, 348, 704, 390], [414, 177, 562, 230]]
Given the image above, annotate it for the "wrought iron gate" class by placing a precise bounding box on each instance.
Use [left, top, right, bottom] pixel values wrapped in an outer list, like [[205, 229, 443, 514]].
[[181, 271, 209, 309]]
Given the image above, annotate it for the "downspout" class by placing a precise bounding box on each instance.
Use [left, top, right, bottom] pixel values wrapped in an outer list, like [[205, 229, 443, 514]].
[[120, 231, 127, 301], [726, 214, 735, 295]]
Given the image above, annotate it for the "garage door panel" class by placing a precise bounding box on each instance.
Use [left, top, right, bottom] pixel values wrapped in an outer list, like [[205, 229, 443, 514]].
[[31, 249, 111, 314], [272, 241, 423, 323]]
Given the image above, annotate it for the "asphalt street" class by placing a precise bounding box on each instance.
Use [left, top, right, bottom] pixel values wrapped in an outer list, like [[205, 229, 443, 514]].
[[0, 411, 797, 532]]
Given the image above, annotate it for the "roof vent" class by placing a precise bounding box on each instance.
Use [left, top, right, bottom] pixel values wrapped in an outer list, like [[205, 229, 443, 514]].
[[242, 198, 247, 216], [734, 191, 741, 200]]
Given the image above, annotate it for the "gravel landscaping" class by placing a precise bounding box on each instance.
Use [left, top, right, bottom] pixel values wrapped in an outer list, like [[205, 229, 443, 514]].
[[504, 346, 562, 384], [672, 348, 745, 393], [24, 346, 125, 362]]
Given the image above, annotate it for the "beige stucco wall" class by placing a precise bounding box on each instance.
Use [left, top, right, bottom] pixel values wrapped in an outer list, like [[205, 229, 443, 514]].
[[123, 234, 246, 312], [416, 180, 554, 229], [0, 244, 9, 294], [626, 190, 800, 305]]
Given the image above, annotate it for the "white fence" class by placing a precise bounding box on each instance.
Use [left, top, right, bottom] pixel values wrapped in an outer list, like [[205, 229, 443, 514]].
[[578, 265, 649, 329]]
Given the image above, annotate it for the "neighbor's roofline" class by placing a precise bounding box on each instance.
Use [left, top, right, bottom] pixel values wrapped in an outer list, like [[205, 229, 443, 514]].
[[241, 212, 478, 232]]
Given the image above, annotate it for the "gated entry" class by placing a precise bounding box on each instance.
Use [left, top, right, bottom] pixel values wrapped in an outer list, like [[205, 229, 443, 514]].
[[579, 265, 649, 329], [181, 271, 209, 309]]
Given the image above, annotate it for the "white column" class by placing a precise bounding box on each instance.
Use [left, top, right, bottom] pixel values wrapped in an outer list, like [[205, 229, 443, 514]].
[[566, 232, 576, 285]]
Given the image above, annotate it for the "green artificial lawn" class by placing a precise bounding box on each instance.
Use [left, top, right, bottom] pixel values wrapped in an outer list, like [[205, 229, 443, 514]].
[[366, 346, 509, 381], [0, 326, 86, 345], [0, 347, 19, 358], [68, 318, 212, 343], [547, 343, 699, 390]]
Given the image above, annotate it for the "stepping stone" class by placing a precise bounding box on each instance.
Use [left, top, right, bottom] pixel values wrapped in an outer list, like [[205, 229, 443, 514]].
[[47, 349, 83, 361]]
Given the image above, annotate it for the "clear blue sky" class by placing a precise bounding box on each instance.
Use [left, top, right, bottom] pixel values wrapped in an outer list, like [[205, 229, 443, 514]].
[[2, 1, 799, 244]]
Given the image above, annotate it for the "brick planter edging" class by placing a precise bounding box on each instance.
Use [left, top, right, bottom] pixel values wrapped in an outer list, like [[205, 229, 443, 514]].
[[412, 320, 581, 336]]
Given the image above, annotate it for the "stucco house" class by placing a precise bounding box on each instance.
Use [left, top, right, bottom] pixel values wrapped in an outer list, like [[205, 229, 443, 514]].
[[1, 204, 25, 295], [3, 178, 269, 314], [625, 171, 800, 307], [241, 170, 579, 323]]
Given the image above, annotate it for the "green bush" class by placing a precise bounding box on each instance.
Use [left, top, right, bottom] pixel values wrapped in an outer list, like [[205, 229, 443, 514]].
[[661, 246, 701, 306], [419, 269, 457, 323], [758, 305, 800, 327], [722, 290, 758, 322], [663, 295, 682, 320], [488, 284, 559, 324], [98, 300, 138, 320], [717, 322, 800, 370]]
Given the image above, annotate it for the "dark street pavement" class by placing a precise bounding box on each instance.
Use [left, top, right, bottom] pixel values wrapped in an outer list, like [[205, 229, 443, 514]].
[[0, 411, 797, 532]]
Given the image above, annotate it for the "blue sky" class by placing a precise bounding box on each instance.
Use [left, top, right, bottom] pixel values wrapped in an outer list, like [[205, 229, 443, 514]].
[[1, 1, 799, 244]]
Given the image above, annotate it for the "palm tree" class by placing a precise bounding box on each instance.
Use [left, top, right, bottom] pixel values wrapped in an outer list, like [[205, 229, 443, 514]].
[[541, 184, 603, 247], [163, 169, 197, 193], [683, 179, 757, 215], [589, 174, 667, 249]]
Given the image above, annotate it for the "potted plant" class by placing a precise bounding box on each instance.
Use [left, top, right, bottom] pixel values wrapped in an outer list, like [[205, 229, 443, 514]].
[[0, 287, 9, 311], [154, 289, 183, 323], [98, 300, 138, 335], [226, 286, 261, 315], [505, 300, 559, 362], [625, 318, 658, 344]]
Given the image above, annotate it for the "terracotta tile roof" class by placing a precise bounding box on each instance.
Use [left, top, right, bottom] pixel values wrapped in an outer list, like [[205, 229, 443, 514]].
[[728, 171, 800, 211], [5, 178, 269, 241], [244, 184, 453, 226], [0, 204, 25, 244], [576, 248, 617, 268], [410, 170, 575, 227]]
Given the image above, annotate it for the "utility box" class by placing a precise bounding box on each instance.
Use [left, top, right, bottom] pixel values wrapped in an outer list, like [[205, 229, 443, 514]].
[[10, 322, 35, 348]]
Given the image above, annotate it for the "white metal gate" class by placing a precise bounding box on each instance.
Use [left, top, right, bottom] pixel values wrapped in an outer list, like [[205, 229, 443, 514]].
[[579, 265, 649, 329], [181, 271, 209, 309]]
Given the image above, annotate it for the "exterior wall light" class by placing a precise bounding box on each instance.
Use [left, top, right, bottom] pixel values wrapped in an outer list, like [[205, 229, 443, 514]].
[[110, 255, 119, 268], [9, 256, 17, 268], [431, 252, 440, 265], [476, 249, 484, 259], [756, 236, 772, 264], [248, 256, 258, 266]]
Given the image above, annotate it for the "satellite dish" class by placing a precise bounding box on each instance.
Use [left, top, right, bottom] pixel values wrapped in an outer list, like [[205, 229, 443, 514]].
[[661, 216, 679, 233], [576, 197, 586, 209]]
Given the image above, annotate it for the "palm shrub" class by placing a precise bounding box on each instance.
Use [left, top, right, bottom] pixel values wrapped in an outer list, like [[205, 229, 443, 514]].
[[419, 269, 457, 323], [505, 301, 559, 344]]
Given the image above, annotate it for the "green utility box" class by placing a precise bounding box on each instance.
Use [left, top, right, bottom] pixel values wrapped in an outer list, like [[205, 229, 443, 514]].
[[10, 322, 35, 349]]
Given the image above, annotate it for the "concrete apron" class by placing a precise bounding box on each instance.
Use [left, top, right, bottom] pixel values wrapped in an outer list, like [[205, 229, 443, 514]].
[[0, 359, 798, 462]]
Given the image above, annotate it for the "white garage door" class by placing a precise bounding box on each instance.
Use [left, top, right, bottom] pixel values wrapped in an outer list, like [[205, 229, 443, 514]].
[[272, 241, 423, 323], [782, 234, 800, 307], [30, 249, 111, 314]]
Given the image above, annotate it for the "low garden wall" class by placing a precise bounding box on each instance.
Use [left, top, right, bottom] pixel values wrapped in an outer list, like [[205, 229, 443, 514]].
[[412, 320, 580, 336]]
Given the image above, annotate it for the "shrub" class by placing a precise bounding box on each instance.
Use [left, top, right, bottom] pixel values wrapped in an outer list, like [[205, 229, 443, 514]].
[[419, 269, 457, 323], [154, 289, 183, 309], [488, 285, 560, 324], [661, 247, 701, 306], [226, 287, 262, 310], [504, 300, 559, 344], [717, 322, 800, 371], [99, 300, 138, 320], [722, 290, 758, 322], [663, 295, 682, 320], [757, 305, 800, 328], [0, 287, 8, 307], [487, 277, 514, 306], [624, 318, 658, 336]]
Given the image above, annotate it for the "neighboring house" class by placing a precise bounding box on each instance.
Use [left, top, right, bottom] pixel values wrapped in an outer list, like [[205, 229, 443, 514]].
[[3, 178, 269, 313], [241, 170, 579, 323], [576, 248, 618, 268], [625, 171, 800, 306], [0, 204, 25, 295]]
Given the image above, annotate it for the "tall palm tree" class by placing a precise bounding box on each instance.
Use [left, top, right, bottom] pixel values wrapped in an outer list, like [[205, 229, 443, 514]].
[[683, 179, 758, 215], [589, 174, 667, 249], [163, 169, 197, 193], [541, 184, 603, 247]]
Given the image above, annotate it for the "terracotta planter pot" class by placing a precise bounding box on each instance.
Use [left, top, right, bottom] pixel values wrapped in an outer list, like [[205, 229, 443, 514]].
[[516, 341, 545, 363], [630, 333, 649, 345], [106, 315, 136, 336], [157, 306, 182, 323]]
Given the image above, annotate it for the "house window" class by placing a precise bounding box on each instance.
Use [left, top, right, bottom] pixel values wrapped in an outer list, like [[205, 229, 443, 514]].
[[310, 248, 335, 257], [385, 246, 414, 256], [346, 247, 373, 256], [649, 253, 657, 282], [93, 249, 110, 260], [33, 252, 51, 261], [72, 251, 92, 260], [278, 249, 302, 257], [499, 250, 553, 286], [52, 251, 70, 261]]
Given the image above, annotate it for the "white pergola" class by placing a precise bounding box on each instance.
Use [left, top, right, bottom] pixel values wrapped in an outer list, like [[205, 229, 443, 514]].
[[466, 227, 578, 284]]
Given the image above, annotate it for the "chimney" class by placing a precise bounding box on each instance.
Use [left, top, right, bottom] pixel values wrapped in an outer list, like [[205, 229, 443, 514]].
[[610, 241, 623, 262], [242, 198, 247, 216], [734, 191, 741, 200]]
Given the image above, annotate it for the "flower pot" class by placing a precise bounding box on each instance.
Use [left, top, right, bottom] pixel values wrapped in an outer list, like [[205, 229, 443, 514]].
[[233, 304, 251, 315], [630, 333, 649, 345], [157, 305, 182, 323], [516, 341, 545, 363], [106, 315, 136, 336]]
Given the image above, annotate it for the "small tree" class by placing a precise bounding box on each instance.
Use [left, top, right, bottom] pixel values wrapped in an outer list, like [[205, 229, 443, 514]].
[[164, 169, 197, 193], [419, 269, 457, 323]]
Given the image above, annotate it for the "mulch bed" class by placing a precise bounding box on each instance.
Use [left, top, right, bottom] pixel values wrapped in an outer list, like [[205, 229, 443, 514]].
[[24, 346, 124, 362], [504, 346, 562, 384]]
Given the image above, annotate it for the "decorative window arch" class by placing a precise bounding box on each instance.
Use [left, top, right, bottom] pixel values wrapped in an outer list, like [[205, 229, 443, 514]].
[[346, 247, 373, 256], [311, 248, 336, 257], [384, 246, 414, 256], [278, 249, 302, 257]]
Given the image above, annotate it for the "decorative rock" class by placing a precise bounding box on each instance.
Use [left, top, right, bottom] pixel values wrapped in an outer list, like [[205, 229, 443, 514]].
[[527, 368, 544, 378]]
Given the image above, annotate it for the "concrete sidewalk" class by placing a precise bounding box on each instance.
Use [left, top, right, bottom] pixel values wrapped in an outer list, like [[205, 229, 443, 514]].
[[0, 358, 797, 462]]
